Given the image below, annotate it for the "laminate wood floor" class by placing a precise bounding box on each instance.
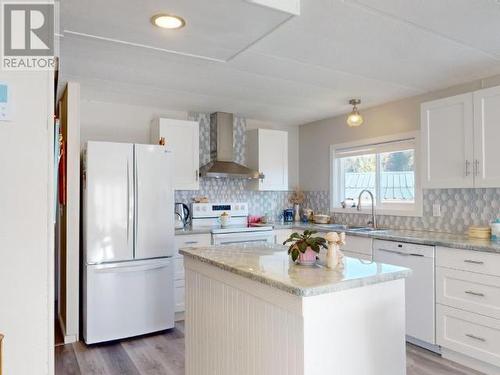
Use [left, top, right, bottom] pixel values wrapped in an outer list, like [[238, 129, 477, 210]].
[[56, 322, 483, 375]]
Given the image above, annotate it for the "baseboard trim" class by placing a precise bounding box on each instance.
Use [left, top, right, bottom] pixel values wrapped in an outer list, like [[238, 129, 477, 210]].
[[58, 313, 77, 344], [406, 336, 441, 354], [441, 347, 500, 375], [175, 311, 185, 322]]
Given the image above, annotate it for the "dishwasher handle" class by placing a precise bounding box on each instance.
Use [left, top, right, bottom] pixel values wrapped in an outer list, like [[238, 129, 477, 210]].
[[376, 248, 424, 257]]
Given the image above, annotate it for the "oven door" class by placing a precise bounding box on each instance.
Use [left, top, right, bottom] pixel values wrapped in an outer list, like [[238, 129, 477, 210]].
[[212, 231, 275, 245]]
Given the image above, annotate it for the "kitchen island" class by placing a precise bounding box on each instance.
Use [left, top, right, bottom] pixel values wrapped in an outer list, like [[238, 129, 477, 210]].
[[180, 244, 411, 375]]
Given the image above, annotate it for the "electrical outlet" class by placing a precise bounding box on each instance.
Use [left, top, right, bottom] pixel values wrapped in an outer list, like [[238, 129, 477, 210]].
[[433, 203, 441, 217]]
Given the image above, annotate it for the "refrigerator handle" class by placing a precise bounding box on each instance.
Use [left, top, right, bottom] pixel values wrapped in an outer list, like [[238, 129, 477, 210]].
[[93, 262, 171, 273], [127, 158, 130, 242], [134, 148, 138, 254]]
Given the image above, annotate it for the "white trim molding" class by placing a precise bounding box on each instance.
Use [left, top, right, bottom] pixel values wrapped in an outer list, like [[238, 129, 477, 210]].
[[330, 131, 423, 217]]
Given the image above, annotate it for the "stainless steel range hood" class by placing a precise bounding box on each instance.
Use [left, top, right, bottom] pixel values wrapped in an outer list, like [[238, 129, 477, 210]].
[[199, 112, 264, 179]]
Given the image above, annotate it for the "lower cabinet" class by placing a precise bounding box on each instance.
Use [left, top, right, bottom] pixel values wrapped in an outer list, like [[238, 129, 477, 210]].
[[436, 246, 500, 373], [274, 228, 293, 245], [341, 235, 373, 261], [174, 233, 211, 313]]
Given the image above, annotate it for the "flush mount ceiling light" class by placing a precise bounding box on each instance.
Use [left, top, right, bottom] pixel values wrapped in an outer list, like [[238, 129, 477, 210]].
[[151, 14, 186, 29], [347, 99, 364, 127]]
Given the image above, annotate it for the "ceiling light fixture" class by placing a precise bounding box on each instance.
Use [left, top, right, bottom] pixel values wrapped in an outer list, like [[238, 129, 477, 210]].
[[347, 99, 364, 127], [151, 14, 186, 29]]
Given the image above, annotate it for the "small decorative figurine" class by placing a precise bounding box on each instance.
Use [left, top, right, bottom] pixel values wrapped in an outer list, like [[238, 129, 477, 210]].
[[324, 232, 346, 269]]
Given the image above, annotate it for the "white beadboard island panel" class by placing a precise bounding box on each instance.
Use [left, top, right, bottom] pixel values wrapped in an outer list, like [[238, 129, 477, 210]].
[[183, 244, 409, 375]]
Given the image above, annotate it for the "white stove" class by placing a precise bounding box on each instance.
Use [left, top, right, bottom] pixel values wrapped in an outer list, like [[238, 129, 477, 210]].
[[191, 202, 275, 245]]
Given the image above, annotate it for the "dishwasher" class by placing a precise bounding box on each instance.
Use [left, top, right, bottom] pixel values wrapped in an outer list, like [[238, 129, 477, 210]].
[[373, 239, 439, 353]]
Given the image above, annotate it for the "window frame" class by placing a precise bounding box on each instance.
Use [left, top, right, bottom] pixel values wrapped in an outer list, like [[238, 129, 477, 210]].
[[330, 132, 423, 217]]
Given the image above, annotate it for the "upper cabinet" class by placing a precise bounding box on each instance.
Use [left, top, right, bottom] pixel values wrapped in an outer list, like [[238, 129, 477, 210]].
[[421, 85, 500, 189], [246, 128, 288, 191], [151, 118, 200, 190], [421, 93, 474, 188], [473, 86, 500, 188]]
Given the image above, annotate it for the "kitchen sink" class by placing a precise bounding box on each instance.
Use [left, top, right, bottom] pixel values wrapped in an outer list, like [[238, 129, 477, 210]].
[[312, 223, 348, 230]]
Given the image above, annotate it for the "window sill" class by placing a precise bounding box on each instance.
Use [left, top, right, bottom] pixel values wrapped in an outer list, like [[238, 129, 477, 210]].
[[331, 206, 423, 218]]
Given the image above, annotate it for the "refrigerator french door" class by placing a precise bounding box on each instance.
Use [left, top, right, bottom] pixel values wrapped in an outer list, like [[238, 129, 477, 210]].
[[83, 141, 175, 344]]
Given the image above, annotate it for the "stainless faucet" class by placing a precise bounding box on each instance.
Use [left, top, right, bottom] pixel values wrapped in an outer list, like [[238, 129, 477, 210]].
[[357, 189, 377, 229]]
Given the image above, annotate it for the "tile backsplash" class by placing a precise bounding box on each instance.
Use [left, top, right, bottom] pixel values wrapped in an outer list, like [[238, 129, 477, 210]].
[[178, 112, 499, 234], [175, 112, 294, 219], [304, 189, 500, 234], [175, 179, 293, 219]]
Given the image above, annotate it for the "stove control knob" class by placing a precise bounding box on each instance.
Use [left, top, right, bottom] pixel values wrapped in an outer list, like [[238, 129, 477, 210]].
[[234, 205, 239, 211]]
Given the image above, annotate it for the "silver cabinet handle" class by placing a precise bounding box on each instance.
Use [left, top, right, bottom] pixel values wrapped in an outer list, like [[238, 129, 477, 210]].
[[465, 160, 470, 176], [377, 248, 423, 257], [464, 259, 484, 265], [465, 290, 485, 297], [184, 241, 199, 245], [466, 333, 486, 342], [474, 160, 479, 177]]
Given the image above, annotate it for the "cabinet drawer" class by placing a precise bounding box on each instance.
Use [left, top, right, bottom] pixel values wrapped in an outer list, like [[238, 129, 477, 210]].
[[341, 235, 372, 256], [437, 304, 500, 367], [437, 267, 500, 319], [343, 250, 372, 261], [436, 247, 500, 277], [175, 286, 185, 313], [274, 229, 293, 245], [174, 257, 184, 281], [373, 239, 434, 257], [174, 233, 211, 255]]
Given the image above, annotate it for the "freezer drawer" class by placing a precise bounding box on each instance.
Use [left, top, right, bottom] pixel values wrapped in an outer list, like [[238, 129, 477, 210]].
[[83, 258, 174, 344]]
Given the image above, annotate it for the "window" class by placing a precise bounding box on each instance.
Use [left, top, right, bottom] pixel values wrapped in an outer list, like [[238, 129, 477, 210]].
[[332, 135, 421, 216]]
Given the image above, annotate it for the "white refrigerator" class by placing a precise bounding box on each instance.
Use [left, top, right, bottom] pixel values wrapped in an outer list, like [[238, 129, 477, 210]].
[[82, 141, 175, 344]]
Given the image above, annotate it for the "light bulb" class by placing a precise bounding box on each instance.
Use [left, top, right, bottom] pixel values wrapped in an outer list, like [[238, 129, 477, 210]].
[[151, 14, 186, 29], [347, 110, 364, 127]]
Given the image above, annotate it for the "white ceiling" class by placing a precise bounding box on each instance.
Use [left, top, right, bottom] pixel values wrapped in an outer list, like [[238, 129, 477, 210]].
[[59, 0, 500, 125]]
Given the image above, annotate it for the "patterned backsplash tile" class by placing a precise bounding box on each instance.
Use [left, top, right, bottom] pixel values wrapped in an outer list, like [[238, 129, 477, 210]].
[[178, 112, 294, 219], [304, 189, 500, 234], [175, 179, 293, 219], [183, 112, 500, 234]]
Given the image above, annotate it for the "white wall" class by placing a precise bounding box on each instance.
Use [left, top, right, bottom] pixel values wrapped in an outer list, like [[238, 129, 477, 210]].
[[0, 72, 54, 374], [80, 99, 187, 145], [299, 74, 500, 191], [80, 98, 300, 188]]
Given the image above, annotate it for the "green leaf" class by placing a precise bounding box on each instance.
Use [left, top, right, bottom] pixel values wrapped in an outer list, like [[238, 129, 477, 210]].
[[298, 241, 307, 253], [291, 248, 299, 262]]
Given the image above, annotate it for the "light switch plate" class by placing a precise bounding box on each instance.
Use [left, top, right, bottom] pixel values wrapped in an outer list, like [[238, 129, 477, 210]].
[[432, 203, 441, 217], [0, 83, 11, 121]]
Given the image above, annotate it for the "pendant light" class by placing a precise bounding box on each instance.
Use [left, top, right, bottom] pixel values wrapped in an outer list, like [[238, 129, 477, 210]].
[[347, 99, 364, 127]]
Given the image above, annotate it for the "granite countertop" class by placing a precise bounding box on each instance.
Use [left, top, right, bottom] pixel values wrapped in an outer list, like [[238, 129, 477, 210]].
[[176, 223, 500, 254], [179, 243, 410, 297]]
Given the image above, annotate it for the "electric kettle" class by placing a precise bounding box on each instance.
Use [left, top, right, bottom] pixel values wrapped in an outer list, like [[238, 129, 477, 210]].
[[174, 203, 190, 227]]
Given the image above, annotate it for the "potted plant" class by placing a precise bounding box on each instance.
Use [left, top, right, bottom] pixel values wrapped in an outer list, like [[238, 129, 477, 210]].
[[283, 230, 327, 266]]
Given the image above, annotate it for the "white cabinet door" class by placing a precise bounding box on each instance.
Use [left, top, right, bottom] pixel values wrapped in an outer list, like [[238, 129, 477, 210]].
[[246, 129, 288, 191], [152, 118, 199, 190], [421, 93, 474, 188], [274, 229, 293, 245], [173, 233, 211, 312], [474, 86, 500, 188]]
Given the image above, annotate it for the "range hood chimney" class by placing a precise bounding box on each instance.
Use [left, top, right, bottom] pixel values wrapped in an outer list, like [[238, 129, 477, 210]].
[[199, 112, 264, 179]]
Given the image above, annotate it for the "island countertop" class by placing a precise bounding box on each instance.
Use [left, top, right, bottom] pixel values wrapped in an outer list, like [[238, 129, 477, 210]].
[[179, 243, 410, 297]]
